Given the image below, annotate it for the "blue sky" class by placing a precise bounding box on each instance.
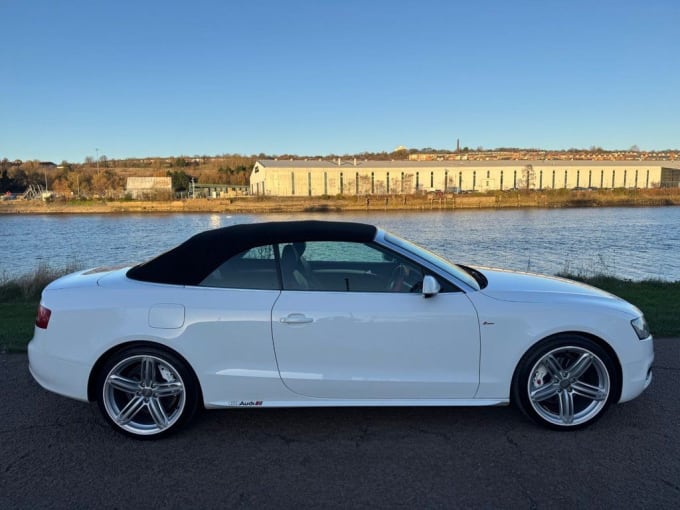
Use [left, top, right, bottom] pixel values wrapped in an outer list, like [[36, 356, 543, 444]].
[[2, 0, 679, 163]]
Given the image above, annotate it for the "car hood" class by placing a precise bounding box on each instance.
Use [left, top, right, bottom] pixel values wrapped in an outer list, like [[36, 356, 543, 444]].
[[475, 267, 622, 305]]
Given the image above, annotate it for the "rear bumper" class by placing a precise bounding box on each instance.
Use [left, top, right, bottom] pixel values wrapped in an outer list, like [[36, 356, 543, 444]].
[[28, 337, 91, 402]]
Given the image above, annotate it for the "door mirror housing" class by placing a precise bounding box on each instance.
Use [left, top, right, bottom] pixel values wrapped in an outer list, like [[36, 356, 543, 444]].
[[422, 275, 441, 298]]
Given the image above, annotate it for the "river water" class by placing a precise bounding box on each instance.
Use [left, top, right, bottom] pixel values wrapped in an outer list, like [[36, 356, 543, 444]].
[[1, 207, 678, 281]]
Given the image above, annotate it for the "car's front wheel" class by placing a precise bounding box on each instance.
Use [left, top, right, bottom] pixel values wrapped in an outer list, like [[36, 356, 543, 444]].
[[95, 346, 199, 438], [512, 335, 619, 430]]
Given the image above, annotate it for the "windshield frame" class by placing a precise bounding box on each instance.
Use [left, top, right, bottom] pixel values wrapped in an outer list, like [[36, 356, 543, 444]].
[[379, 230, 481, 291]]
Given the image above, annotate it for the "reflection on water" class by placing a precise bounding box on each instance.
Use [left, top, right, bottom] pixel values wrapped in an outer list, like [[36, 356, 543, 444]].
[[209, 214, 226, 229], [0, 207, 678, 281]]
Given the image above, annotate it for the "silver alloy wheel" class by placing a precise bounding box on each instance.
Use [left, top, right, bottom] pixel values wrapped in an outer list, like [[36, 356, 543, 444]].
[[527, 345, 610, 427], [102, 354, 186, 436]]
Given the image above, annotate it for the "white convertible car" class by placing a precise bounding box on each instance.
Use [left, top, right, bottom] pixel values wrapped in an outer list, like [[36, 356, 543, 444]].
[[29, 221, 654, 438]]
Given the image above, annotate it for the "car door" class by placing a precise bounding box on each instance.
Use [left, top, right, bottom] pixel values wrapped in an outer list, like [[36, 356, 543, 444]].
[[271, 241, 480, 400]]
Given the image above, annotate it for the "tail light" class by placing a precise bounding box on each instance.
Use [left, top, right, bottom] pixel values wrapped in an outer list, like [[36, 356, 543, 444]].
[[36, 305, 52, 329]]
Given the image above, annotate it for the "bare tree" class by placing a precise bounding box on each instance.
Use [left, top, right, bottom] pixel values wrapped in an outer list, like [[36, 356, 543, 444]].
[[516, 164, 536, 190]]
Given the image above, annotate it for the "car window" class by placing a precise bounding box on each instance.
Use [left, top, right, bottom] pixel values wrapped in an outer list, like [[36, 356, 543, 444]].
[[303, 241, 386, 263], [278, 240, 423, 293], [199, 245, 279, 290]]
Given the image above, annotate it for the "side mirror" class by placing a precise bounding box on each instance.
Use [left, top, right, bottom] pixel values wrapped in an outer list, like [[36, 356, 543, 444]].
[[422, 275, 441, 298]]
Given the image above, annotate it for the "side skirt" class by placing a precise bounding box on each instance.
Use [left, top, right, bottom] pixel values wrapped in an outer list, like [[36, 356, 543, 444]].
[[205, 398, 508, 409]]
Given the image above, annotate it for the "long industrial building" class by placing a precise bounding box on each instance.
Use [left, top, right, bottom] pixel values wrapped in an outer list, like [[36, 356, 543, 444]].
[[250, 159, 680, 196]]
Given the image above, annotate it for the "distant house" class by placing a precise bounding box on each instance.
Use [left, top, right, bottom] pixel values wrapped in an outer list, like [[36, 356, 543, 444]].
[[125, 177, 173, 199]]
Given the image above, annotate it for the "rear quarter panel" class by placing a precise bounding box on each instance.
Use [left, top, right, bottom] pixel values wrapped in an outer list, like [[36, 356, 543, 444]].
[[38, 274, 289, 406]]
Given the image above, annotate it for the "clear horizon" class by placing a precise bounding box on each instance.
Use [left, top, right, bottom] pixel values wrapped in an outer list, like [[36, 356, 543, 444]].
[[2, 0, 679, 163]]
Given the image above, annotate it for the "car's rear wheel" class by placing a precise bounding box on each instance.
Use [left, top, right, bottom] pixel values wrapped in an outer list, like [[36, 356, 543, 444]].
[[95, 346, 199, 438], [512, 335, 618, 430]]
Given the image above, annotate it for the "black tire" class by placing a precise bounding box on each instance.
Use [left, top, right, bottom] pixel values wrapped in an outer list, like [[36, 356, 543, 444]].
[[512, 335, 619, 430], [95, 345, 200, 439]]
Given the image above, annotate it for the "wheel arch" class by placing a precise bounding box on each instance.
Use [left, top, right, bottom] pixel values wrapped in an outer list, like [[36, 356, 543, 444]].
[[87, 340, 204, 406], [512, 330, 623, 404]]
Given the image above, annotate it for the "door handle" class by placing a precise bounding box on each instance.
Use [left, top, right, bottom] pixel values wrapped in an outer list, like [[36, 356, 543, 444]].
[[280, 313, 314, 324]]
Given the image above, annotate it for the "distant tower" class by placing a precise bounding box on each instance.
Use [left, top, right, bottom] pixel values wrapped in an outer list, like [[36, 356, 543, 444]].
[[456, 138, 460, 152]]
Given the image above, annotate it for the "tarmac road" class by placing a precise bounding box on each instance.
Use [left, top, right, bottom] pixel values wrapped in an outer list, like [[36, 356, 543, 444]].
[[1, 338, 678, 509]]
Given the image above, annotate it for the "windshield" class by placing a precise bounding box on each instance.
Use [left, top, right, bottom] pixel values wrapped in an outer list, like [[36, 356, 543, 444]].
[[382, 231, 480, 291]]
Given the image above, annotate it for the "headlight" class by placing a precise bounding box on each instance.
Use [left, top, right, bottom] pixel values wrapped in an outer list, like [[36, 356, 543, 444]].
[[631, 316, 651, 340]]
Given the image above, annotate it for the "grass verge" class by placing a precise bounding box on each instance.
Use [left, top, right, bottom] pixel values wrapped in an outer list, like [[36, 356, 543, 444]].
[[0, 264, 79, 353], [1, 269, 677, 353]]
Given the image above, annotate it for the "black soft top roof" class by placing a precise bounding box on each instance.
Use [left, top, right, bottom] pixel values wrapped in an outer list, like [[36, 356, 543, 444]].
[[126, 220, 377, 285]]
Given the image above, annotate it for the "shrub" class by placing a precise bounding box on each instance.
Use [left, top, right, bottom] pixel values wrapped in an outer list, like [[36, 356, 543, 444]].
[[0, 263, 81, 302]]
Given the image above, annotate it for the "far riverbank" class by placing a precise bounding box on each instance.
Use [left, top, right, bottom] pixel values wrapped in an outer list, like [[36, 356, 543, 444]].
[[1, 188, 679, 215]]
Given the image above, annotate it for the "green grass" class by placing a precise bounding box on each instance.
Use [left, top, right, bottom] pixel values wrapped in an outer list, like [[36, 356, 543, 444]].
[[0, 300, 40, 352], [1, 269, 678, 353]]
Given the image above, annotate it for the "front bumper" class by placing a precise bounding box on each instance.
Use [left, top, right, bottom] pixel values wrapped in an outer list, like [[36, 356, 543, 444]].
[[619, 336, 654, 403]]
